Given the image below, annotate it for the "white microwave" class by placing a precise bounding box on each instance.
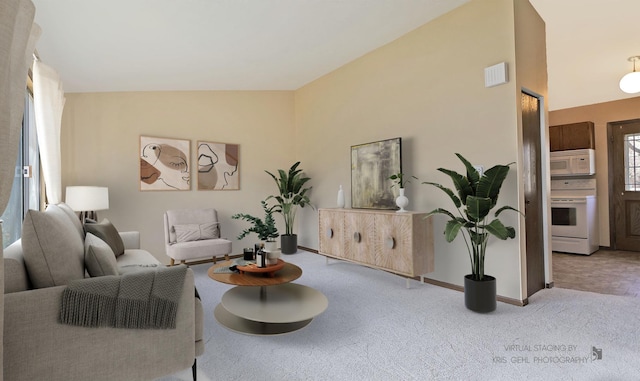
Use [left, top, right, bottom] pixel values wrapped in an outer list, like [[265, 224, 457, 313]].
[[549, 149, 595, 177]]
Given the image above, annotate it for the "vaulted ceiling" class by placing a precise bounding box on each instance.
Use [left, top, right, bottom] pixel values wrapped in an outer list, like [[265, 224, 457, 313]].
[[31, 0, 640, 111]]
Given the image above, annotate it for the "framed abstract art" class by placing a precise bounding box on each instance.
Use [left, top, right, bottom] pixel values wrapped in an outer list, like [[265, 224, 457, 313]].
[[197, 141, 239, 190], [139, 136, 190, 191]]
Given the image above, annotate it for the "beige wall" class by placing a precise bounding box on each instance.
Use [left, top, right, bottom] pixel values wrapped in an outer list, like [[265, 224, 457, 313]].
[[549, 96, 640, 247], [61, 91, 296, 259], [295, 0, 547, 301], [60, 0, 547, 302]]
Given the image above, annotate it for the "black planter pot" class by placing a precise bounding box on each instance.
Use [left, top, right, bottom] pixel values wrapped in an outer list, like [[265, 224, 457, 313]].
[[280, 234, 298, 254], [464, 274, 497, 313]]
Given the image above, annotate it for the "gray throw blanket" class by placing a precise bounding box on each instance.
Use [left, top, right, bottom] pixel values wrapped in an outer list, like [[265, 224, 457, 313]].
[[60, 265, 187, 329]]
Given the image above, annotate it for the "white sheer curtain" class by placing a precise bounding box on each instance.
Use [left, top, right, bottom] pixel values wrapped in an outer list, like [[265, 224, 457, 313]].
[[1, 1, 38, 377], [33, 60, 66, 205], [0, 0, 38, 214]]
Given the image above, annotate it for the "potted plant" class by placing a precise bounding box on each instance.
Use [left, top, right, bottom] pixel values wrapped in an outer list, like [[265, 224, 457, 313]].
[[422, 153, 520, 312], [232, 200, 279, 254], [389, 172, 417, 212], [265, 161, 313, 254]]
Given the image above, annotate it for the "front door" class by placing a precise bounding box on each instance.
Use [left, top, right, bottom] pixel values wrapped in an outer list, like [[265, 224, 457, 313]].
[[521, 92, 545, 297], [609, 119, 640, 251]]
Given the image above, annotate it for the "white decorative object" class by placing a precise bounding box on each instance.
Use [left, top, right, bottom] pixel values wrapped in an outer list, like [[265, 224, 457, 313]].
[[264, 240, 278, 253], [267, 250, 280, 265], [395, 188, 409, 212], [337, 185, 345, 208]]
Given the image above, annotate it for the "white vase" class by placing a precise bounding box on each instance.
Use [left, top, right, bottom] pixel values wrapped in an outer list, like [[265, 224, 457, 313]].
[[337, 185, 345, 208], [396, 188, 409, 212], [267, 249, 280, 265], [264, 240, 278, 253]]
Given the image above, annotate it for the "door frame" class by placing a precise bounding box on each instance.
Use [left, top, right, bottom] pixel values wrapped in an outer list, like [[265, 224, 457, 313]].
[[607, 118, 640, 249], [521, 88, 553, 295]]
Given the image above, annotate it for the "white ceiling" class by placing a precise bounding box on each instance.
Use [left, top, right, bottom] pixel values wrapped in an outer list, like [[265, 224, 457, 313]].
[[31, 0, 640, 111]]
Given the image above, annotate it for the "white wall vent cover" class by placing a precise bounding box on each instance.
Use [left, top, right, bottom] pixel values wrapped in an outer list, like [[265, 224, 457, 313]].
[[484, 62, 508, 87]]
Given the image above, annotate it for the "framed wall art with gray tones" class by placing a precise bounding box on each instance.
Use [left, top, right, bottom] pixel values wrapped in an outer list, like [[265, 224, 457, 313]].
[[351, 137, 402, 209]]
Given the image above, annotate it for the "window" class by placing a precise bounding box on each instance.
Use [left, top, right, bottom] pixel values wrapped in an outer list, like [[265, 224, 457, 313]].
[[1, 92, 40, 249], [625, 133, 640, 191]]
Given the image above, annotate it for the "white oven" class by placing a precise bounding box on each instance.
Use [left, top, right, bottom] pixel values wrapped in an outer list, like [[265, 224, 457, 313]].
[[550, 179, 599, 255], [551, 196, 591, 239]]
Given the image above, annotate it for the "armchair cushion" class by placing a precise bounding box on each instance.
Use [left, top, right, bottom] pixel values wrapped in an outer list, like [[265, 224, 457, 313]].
[[84, 233, 119, 277], [21, 204, 85, 288], [85, 218, 125, 257], [173, 222, 220, 243]]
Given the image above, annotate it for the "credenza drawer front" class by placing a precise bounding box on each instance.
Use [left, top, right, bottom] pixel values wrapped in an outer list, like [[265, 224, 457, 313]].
[[344, 212, 375, 263], [319, 210, 343, 256], [375, 214, 413, 275]]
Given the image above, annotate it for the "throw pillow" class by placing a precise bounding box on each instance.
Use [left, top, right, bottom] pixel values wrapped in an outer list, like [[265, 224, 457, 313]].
[[85, 218, 125, 257], [57, 202, 85, 240], [84, 233, 119, 277], [22, 205, 85, 288], [173, 222, 219, 243]]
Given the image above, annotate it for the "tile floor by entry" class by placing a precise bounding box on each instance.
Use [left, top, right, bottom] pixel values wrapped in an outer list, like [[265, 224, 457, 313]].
[[553, 249, 640, 297]]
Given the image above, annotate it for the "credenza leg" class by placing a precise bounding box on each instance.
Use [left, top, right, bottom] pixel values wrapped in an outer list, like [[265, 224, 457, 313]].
[[406, 278, 411, 289]]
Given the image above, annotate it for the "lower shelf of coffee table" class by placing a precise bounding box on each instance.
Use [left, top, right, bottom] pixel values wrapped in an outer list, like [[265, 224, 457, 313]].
[[214, 283, 328, 335]]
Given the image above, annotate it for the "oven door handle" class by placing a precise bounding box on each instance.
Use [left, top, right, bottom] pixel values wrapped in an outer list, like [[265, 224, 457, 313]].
[[551, 198, 587, 204]]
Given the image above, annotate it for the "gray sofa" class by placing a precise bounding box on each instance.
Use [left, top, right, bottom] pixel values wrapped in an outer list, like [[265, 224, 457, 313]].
[[3, 203, 204, 381]]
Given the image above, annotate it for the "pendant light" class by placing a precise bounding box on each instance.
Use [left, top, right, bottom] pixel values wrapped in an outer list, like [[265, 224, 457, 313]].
[[619, 56, 640, 94]]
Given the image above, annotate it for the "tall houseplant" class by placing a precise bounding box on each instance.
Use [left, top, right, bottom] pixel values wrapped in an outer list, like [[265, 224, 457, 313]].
[[423, 153, 520, 312], [265, 161, 313, 254]]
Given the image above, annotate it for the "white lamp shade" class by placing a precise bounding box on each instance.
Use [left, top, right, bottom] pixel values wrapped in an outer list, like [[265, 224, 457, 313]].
[[619, 71, 640, 94], [65, 186, 109, 212]]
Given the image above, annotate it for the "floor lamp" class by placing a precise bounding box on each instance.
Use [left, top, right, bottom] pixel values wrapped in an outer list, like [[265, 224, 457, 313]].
[[65, 186, 109, 224]]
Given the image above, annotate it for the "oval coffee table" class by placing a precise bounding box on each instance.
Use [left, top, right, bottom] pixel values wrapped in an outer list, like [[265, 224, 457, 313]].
[[208, 260, 328, 335]]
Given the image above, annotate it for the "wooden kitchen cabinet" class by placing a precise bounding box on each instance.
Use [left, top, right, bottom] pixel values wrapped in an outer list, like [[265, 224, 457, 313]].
[[318, 208, 434, 278], [549, 121, 595, 151]]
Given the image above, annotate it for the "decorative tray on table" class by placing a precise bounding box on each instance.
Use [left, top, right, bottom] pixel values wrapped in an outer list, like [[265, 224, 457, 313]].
[[236, 258, 285, 276]]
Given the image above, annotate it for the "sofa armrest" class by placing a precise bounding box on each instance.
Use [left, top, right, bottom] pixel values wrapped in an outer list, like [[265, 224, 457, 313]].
[[4, 269, 199, 381], [119, 231, 140, 250]]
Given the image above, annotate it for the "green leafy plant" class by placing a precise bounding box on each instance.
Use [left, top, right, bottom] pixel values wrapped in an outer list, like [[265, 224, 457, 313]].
[[389, 172, 417, 189], [232, 200, 279, 241], [265, 161, 314, 236], [422, 153, 520, 280]]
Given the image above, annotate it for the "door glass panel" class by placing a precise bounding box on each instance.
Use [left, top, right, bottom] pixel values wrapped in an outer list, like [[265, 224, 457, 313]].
[[624, 133, 640, 191]]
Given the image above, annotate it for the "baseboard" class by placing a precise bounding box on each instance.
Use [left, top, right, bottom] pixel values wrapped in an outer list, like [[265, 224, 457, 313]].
[[297, 245, 318, 254], [546, 282, 555, 289], [420, 277, 528, 307], [312, 251, 528, 307]]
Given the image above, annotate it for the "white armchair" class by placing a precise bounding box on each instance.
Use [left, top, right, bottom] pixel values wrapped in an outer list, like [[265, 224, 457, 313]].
[[164, 208, 233, 266]]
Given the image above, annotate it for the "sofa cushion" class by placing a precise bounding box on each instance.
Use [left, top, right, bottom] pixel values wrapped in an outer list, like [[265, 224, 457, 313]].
[[84, 233, 119, 277], [57, 202, 85, 240], [3, 239, 30, 293], [173, 222, 219, 243], [21, 204, 85, 288], [85, 219, 125, 257], [117, 249, 161, 274]]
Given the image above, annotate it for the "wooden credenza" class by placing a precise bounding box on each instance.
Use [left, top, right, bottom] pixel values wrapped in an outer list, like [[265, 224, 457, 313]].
[[318, 208, 434, 277]]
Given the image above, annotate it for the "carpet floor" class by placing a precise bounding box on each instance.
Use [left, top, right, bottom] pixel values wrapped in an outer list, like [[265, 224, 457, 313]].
[[157, 250, 640, 381]]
